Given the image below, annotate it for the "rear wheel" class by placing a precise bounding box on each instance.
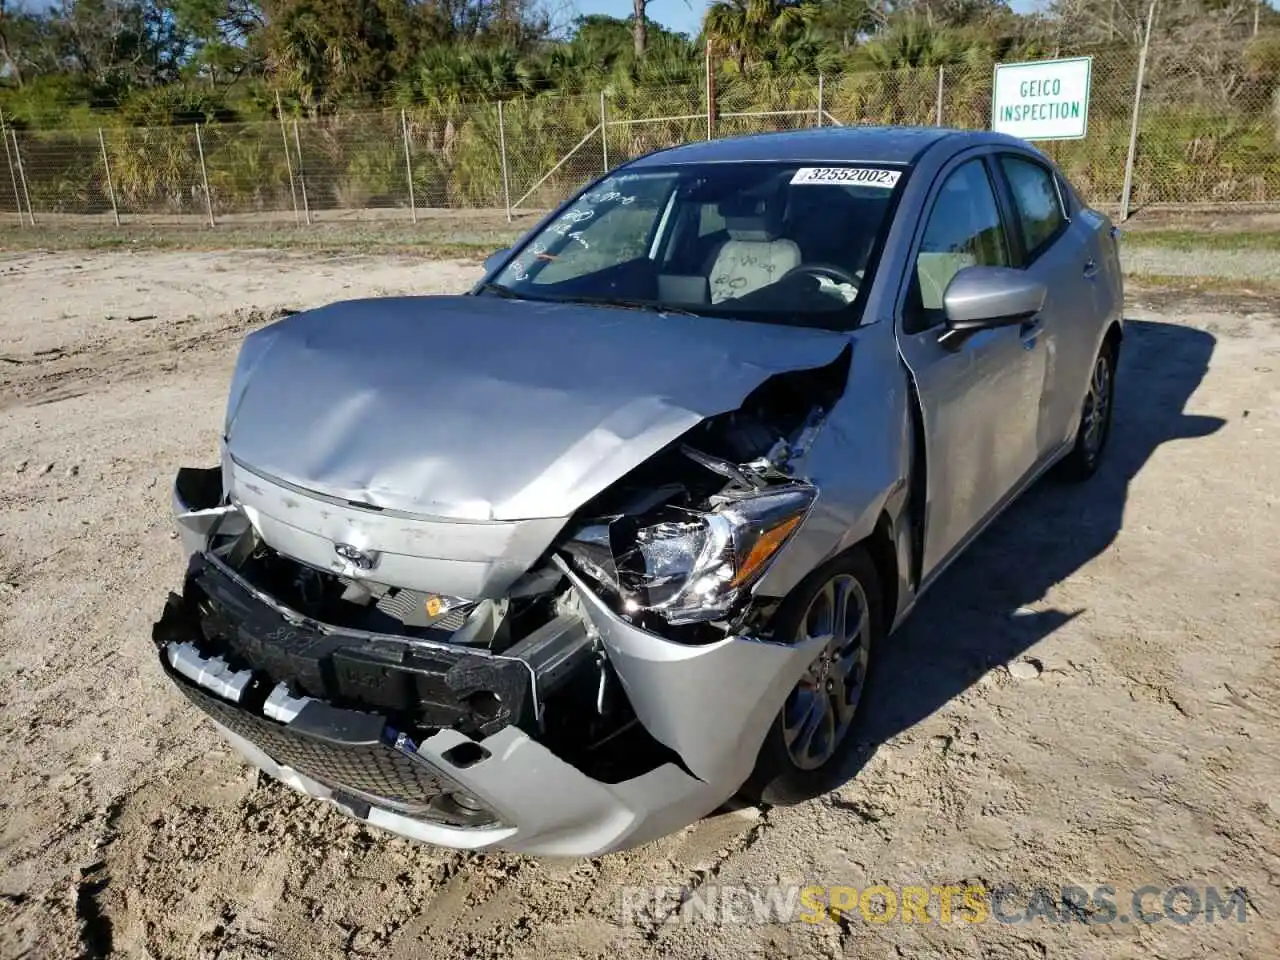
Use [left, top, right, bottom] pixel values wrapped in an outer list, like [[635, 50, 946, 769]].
[[741, 548, 883, 806], [1056, 338, 1117, 482]]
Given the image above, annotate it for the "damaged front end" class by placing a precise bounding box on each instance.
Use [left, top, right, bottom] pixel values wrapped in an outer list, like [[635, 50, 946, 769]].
[[560, 367, 838, 639], [153, 311, 849, 855]]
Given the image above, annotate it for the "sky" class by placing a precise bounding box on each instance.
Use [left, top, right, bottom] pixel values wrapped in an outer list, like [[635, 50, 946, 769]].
[[570, 0, 706, 36]]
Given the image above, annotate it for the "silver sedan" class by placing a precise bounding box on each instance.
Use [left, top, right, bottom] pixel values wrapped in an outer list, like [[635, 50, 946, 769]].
[[154, 126, 1123, 856]]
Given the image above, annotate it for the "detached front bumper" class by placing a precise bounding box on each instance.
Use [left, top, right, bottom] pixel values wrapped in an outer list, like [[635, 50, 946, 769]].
[[155, 619, 720, 856], [155, 468, 823, 856]]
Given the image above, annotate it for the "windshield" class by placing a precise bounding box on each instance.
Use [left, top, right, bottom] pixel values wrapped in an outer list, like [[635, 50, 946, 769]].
[[488, 162, 906, 329]]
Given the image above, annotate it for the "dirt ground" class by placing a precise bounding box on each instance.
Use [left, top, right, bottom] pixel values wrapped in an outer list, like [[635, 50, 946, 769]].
[[1, 250, 1278, 960]]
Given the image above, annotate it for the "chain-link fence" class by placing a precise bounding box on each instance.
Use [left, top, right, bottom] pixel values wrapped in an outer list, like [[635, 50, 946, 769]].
[[2, 44, 1278, 229]]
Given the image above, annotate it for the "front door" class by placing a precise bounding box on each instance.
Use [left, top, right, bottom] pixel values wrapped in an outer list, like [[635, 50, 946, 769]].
[[896, 154, 1048, 579]]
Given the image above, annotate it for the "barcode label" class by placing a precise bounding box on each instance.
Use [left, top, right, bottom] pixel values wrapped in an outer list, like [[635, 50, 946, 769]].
[[791, 167, 901, 188]]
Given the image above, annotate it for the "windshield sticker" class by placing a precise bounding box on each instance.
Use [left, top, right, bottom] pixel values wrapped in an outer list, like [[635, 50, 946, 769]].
[[791, 167, 901, 188]]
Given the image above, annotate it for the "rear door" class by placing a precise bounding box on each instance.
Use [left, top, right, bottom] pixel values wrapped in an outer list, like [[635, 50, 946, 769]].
[[896, 153, 1047, 578], [993, 152, 1106, 457]]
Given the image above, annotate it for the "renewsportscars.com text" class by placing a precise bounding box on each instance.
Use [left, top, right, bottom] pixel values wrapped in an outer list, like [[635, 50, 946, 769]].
[[618, 883, 1250, 927]]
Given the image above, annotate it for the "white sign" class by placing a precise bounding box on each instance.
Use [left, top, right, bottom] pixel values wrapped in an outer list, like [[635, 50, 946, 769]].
[[991, 56, 1093, 141]]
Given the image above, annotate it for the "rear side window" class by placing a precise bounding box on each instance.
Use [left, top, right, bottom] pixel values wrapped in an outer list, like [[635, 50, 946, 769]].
[[1000, 155, 1066, 260]]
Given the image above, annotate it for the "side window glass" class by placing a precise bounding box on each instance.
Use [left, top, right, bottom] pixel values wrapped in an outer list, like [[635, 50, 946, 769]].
[[909, 159, 1008, 329], [1000, 155, 1066, 260]]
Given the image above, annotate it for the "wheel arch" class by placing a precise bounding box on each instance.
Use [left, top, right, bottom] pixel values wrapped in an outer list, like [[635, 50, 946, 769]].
[[1104, 319, 1123, 356], [864, 510, 901, 640]]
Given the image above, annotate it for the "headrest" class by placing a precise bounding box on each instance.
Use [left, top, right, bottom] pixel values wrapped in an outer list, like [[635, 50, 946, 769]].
[[718, 194, 783, 242]]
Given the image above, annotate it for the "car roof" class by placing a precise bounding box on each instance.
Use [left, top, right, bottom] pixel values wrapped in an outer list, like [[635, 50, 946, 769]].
[[625, 126, 1015, 168]]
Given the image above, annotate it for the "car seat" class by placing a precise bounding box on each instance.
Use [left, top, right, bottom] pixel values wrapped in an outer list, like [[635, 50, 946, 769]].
[[708, 194, 801, 304]]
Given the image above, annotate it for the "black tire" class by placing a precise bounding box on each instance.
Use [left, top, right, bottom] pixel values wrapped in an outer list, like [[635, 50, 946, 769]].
[[1056, 336, 1118, 482], [740, 547, 883, 807]]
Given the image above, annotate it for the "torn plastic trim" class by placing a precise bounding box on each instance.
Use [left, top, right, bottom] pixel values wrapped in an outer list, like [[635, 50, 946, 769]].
[[264, 682, 310, 723], [556, 557, 825, 786], [750, 405, 831, 478], [167, 641, 253, 703], [680, 444, 767, 491], [173, 499, 247, 566]]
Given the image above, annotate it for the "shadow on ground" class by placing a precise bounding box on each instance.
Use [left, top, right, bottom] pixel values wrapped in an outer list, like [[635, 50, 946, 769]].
[[842, 318, 1226, 776]]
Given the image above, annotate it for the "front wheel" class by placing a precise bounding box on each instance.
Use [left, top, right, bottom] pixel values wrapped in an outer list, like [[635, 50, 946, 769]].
[[1056, 339, 1118, 482], [740, 548, 883, 806]]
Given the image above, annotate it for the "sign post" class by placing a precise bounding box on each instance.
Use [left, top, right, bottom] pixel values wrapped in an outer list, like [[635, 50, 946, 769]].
[[991, 56, 1093, 141]]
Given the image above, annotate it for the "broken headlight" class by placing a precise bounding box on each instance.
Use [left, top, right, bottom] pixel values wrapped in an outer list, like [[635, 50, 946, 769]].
[[615, 486, 816, 625]]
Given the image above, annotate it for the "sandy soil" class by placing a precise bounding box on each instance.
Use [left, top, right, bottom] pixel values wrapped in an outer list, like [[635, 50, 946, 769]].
[[1, 251, 1278, 960]]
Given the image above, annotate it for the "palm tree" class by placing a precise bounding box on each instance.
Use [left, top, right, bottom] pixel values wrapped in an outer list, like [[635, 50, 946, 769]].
[[788, 0, 878, 51], [704, 0, 786, 73], [862, 15, 959, 69]]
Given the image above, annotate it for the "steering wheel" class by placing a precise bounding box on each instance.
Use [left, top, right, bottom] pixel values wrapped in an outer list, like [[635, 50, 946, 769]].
[[780, 262, 862, 301]]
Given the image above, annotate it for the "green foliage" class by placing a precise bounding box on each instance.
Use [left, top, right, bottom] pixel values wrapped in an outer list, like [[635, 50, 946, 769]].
[[1, 1, 1278, 214]]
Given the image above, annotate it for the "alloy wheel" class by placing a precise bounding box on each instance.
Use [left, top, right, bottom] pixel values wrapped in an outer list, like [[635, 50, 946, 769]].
[[782, 574, 871, 771], [1080, 352, 1112, 462]]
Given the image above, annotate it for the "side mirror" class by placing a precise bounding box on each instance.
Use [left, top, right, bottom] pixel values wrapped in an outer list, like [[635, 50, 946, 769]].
[[484, 248, 511, 274], [939, 266, 1047, 349]]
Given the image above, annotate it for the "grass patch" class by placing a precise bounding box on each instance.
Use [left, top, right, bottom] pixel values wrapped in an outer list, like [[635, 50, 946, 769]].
[[1125, 273, 1280, 297], [1120, 230, 1280, 252], [0, 220, 525, 257]]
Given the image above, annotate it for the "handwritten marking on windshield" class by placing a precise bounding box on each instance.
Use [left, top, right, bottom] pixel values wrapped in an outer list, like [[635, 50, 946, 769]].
[[584, 190, 636, 205]]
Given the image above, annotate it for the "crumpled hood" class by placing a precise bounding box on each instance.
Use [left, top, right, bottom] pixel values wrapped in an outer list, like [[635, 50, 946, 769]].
[[223, 295, 849, 521]]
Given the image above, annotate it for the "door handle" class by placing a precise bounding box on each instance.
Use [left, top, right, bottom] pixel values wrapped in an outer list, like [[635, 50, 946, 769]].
[[1082, 258, 1099, 279]]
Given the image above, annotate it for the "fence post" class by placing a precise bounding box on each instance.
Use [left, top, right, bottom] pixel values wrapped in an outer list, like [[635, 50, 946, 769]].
[[277, 91, 300, 225], [292, 120, 312, 226], [705, 37, 716, 140], [195, 124, 215, 227], [498, 101, 513, 223], [817, 74, 824, 127], [0, 110, 22, 228], [11, 129, 34, 226], [1120, 0, 1158, 221], [401, 108, 417, 224], [98, 128, 120, 227], [936, 66, 945, 127], [600, 92, 609, 173]]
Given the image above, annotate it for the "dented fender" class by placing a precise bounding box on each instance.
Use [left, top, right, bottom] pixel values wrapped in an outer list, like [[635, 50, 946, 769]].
[[750, 320, 915, 608], [559, 562, 824, 787]]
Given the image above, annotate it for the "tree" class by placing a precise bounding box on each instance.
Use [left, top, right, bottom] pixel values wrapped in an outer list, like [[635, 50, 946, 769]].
[[781, 0, 879, 50], [634, 0, 648, 56], [704, 0, 799, 71], [1, 0, 32, 86], [862, 14, 959, 67], [170, 0, 268, 85]]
